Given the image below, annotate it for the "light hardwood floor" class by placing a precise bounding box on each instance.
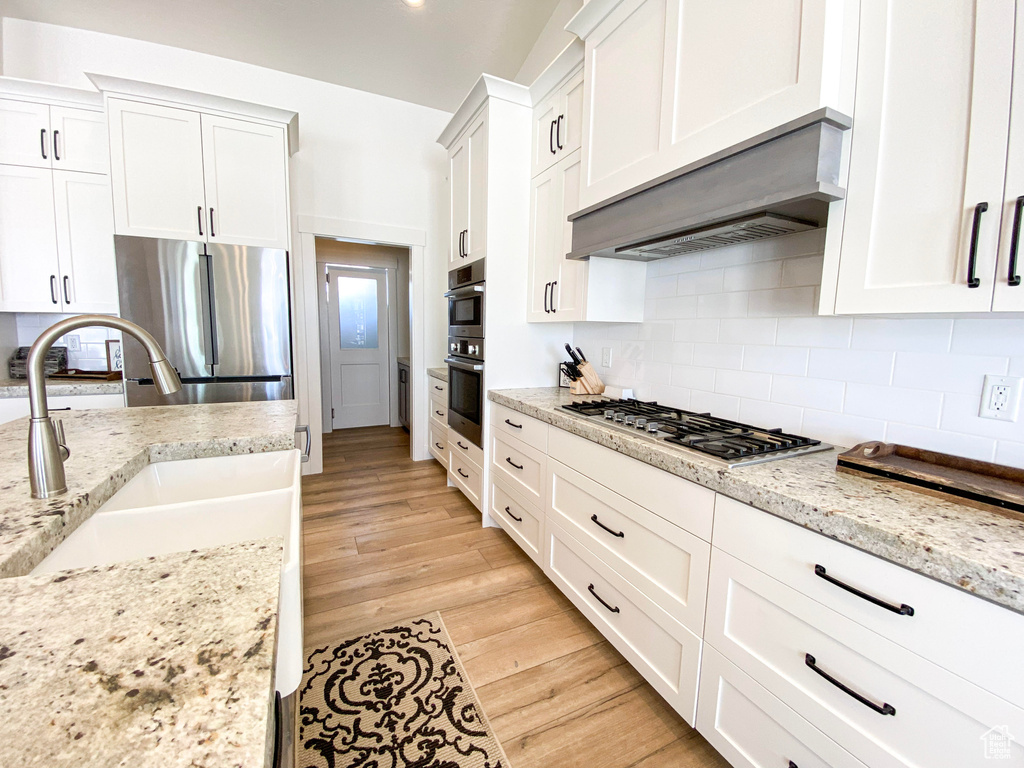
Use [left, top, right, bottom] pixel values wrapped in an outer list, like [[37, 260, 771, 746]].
[[302, 426, 730, 768]]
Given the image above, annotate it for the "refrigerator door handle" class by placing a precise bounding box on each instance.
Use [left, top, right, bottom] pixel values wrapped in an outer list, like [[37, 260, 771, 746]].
[[199, 252, 218, 375]]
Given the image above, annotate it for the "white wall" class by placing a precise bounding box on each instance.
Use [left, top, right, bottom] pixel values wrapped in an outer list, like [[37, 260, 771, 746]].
[[515, 0, 583, 85], [574, 229, 1024, 469], [2, 17, 453, 467], [15, 313, 119, 371]]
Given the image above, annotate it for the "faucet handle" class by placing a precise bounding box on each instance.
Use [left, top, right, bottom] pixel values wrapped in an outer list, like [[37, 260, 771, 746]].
[[51, 418, 70, 462]]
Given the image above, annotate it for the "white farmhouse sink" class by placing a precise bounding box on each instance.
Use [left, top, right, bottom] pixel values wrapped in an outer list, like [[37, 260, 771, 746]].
[[32, 450, 303, 696]]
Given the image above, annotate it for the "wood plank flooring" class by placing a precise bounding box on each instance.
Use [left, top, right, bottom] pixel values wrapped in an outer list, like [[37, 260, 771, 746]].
[[302, 426, 730, 768]]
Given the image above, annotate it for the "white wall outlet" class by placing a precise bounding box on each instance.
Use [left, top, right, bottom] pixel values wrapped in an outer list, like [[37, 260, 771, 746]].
[[979, 375, 1022, 422], [66, 334, 81, 352], [601, 347, 613, 368]]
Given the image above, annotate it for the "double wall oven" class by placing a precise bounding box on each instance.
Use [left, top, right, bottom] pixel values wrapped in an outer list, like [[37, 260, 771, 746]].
[[445, 260, 485, 448]]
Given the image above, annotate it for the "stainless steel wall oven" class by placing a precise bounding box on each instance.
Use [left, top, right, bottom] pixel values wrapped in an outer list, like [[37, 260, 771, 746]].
[[445, 260, 484, 448], [445, 260, 485, 338]]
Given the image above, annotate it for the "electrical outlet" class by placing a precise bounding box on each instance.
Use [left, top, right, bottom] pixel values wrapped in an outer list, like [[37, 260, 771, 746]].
[[980, 375, 1022, 422], [66, 335, 81, 352], [601, 347, 613, 368]]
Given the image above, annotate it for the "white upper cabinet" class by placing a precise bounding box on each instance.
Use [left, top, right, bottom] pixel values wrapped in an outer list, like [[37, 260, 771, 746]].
[[108, 98, 207, 242], [49, 107, 108, 174], [824, 1, 1017, 314], [0, 98, 107, 174], [447, 111, 488, 267], [448, 136, 469, 267], [0, 99, 53, 169], [569, 0, 853, 210], [52, 171, 119, 314], [0, 165, 62, 311], [201, 114, 289, 249], [994, 4, 1024, 312], [533, 69, 584, 177]]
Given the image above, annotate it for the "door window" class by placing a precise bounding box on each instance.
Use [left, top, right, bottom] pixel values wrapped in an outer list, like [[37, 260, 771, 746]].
[[337, 276, 379, 349]]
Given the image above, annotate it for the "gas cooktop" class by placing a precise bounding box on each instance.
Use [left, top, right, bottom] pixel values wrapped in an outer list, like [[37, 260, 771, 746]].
[[561, 398, 831, 467]]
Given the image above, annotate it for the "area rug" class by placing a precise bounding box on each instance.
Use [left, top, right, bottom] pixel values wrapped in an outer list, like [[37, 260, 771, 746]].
[[298, 612, 510, 768]]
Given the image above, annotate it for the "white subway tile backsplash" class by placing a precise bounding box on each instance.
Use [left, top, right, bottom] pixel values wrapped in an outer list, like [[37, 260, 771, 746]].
[[781, 254, 825, 287], [648, 253, 701, 277], [678, 269, 725, 296], [648, 383, 691, 408], [749, 228, 826, 261], [851, 318, 953, 353], [807, 348, 895, 386], [776, 317, 852, 348], [718, 318, 777, 346], [845, 383, 942, 428], [674, 319, 720, 343], [621, 341, 646, 361], [722, 261, 782, 292], [647, 275, 679, 299], [802, 409, 885, 448], [939, 392, 1024, 441], [1010, 357, 1024, 376], [893, 351, 1007, 395], [884, 423, 996, 463], [671, 365, 716, 391], [652, 341, 694, 366], [655, 295, 697, 319], [742, 345, 809, 375], [772, 375, 846, 412], [951, 319, 1024, 357], [700, 245, 753, 269], [634, 361, 671, 386], [692, 342, 743, 370], [996, 440, 1024, 468], [689, 390, 740, 421], [715, 369, 771, 400], [738, 399, 803, 433], [639, 322, 674, 342], [697, 291, 747, 318], [747, 286, 816, 318]]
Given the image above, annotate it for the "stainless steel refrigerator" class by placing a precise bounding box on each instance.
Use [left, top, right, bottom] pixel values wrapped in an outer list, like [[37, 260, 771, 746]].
[[114, 235, 293, 407]]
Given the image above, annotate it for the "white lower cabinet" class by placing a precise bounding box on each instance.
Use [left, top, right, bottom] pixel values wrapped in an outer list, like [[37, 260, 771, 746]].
[[428, 419, 448, 469], [490, 430, 546, 508], [489, 478, 544, 566], [448, 438, 483, 511], [0, 392, 125, 425]]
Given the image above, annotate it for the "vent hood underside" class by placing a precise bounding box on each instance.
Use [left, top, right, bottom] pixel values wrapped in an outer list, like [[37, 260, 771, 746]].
[[567, 108, 852, 262]]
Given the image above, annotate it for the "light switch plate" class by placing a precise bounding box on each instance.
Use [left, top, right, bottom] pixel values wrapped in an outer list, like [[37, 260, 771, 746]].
[[980, 375, 1021, 421]]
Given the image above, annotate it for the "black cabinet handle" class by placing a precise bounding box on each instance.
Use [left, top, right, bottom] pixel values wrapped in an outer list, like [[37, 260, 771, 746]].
[[588, 583, 620, 614], [814, 564, 913, 616], [966, 202, 988, 288], [1008, 195, 1023, 287], [543, 281, 551, 313], [591, 514, 625, 538], [435, 409, 443, 417], [435, 385, 443, 391], [551, 280, 558, 312], [197, 205, 204, 237], [457, 440, 468, 450], [49, 275, 58, 304], [457, 467, 469, 479], [209, 208, 215, 237], [464, 229, 469, 257], [505, 457, 523, 470], [434, 442, 444, 450], [805, 653, 895, 716], [53, 130, 60, 161], [40, 128, 48, 160], [62, 276, 71, 305], [504, 418, 522, 429], [549, 119, 556, 155], [556, 114, 564, 149], [504, 505, 522, 522], [789, 762, 798, 768]]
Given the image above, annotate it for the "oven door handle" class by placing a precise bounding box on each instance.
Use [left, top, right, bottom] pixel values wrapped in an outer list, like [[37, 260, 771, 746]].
[[444, 284, 485, 299], [445, 357, 483, 372]]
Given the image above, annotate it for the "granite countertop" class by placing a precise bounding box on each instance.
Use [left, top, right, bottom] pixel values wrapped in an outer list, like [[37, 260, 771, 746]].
[[427, 367, 448, 383], [491, 388, 1024, 614], [0, 377, 124, 398], [0, 539, 281, 768], [0, 400, 297, 579]]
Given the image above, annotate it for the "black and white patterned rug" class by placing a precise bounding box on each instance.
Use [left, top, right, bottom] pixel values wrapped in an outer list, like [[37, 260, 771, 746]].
[[298, 613, 509, 768]]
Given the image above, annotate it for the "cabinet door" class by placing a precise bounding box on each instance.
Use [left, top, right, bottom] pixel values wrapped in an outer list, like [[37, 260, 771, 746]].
[[50, 107, 109, 175], [527, 162, 560, 321], [556, 69, 585, 161], [201, 115, 289, 249], [994, 6, 1024, 312], [0, 165, 61, 312], [448, 136, 469, 268], [465, 113, 488, 265], [0, 98, 51, 169], [832, 2, 1014, 314], [660, 0, 847, 174], [52, 171, 119, 314], [579, 0, 668, 209], [552, 151, 586, 320], [532, 93, 560, 177], [108, 98, 207, 241]]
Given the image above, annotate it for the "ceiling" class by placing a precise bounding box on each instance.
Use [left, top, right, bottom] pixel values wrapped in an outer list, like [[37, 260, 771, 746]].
[[0, 0, 565, 112]]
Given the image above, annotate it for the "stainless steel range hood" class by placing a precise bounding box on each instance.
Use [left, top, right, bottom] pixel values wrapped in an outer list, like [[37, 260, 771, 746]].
[[567, 109, 852, 261]]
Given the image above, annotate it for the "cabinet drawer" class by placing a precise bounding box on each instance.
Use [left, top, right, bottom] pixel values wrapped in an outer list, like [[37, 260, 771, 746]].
[[490, 478, 543, 565], [548, 428, 714, 540], [429, 377, 448, 400], [705, 548, 1024, 768], [490, 431, 545, 507], [449, 451, 482, 511], [428, 420, 448, 470], [429, 398, 447, 423], [545, 518, 701, 725], [698, 644, 868, 768], [491, 402, 548, 452], [714, 496, 1024, 706], [548, 457, 709, 635], [449, 430, 484, 468]]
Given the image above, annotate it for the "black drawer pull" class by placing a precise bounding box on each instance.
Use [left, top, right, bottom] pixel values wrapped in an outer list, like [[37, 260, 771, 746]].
[[591, 514, 625, 538], [435, 409, 443, 417], [434, 442, 444, 450], [49, 275, 58, 304], [966, 201, 988, 288], [587, 583, 620, 614], [457, 441, 469, 450], [1008, 194, 1024, 287], [53, 130, 60, 161], [504, 418, 522, 429], [814, 564, 913, 616], [789, 762, 798, 768], [805, 653, 895, 716], [505, 457, 523, 470], [435, 385, 443, 390], [457, 468, 469, 479], [556, 114, 564, 150], [197, 205, 204, 236], [549, 119, 556, 155], [62, 275, 71, 305], [209, 207, 215, 237], [504, 505, 522, 522], [40, 128, 48, 159]]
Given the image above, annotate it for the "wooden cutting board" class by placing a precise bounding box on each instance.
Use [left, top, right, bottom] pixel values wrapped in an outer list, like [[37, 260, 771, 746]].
[[837, 441, 1024, 518]]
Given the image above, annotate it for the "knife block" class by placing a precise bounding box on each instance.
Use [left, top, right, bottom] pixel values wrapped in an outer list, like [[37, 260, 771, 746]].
[[570, 362, 605, 395]]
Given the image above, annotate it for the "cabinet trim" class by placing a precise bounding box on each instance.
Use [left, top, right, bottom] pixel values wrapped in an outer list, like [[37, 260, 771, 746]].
[[437, 74, 530, 150]]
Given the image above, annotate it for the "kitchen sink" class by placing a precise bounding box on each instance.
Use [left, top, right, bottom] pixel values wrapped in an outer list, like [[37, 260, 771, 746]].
[[32, 450, 303, 696]]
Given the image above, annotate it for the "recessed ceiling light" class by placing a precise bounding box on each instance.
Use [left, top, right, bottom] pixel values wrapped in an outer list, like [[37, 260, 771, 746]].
[[402, 0, 424, 7]]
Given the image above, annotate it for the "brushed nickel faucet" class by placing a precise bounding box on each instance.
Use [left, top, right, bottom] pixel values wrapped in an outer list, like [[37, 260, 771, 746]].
[[27, 315, 181, 499]]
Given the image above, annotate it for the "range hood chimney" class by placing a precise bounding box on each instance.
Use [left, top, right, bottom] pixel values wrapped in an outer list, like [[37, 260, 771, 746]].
[[567, 109, 852, 262]]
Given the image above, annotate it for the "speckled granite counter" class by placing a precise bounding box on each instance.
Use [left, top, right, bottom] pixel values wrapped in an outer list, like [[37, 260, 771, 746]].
[[427, 367, 448, 383], [491, 388, 1024, 614], [0, 377, 124, 397], [0, 539, 281, 767], [0, 400, 297, 579]]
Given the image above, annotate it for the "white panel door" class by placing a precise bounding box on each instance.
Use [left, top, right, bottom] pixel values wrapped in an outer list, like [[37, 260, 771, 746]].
[[465, 113, 488, 265], [552, 151, 585, 320], [0, 98, 51, 169], [557, 69, 585, 162], [50, 107, 109, 175], [661, 0, 846, 172], [328, 267, 391, 429], [448, 137, 469, 267], [201, 115, 289, 249], [994, 4, 1024, 312], [532, 92, 560, 177], [52, 170, 119, 314], [580, 0, 668, 209], [107, 98, 207, 241], [833, 1, 1014, 314], [527, 161, 559, 321], [0, 164, 61, 312]]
